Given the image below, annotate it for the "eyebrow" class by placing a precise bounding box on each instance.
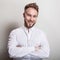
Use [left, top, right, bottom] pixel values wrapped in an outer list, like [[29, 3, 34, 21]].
[[25, 12, 38, 17]]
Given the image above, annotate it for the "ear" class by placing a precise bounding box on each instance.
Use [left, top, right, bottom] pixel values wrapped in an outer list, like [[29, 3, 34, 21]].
[[23, 12, 25, 17]]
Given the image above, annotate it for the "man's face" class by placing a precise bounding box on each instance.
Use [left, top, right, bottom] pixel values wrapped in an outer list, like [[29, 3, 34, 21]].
[[23, 7, 38, 28]]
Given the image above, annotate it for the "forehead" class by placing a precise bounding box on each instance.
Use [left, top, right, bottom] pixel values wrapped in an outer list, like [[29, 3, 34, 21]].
[[25, 7, 38, 15]]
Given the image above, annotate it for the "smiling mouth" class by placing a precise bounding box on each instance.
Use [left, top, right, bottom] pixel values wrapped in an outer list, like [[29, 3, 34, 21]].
[[28, 22, 34, 24]]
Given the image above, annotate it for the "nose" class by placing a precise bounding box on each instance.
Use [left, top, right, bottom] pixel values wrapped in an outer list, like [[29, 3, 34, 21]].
[[30, 16, 33, 21]]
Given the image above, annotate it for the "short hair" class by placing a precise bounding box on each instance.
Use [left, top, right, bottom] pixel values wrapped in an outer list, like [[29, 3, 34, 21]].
[[24, 3, 39, 12]]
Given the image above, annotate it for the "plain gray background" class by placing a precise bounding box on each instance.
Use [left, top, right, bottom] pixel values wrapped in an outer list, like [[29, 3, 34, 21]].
[[0, 0, 60, 60]]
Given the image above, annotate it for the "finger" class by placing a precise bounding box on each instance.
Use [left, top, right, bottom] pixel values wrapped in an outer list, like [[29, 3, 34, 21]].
[[16, 45, 22, 47]]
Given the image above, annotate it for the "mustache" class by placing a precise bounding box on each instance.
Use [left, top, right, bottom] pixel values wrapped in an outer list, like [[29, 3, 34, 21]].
[[27, 20, 34, 23]]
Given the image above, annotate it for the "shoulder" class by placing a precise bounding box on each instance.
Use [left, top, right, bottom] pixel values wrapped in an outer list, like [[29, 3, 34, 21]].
[[9, 27, 23, 35], [35, 27, 45, 33], [34, 27, 46, 36]]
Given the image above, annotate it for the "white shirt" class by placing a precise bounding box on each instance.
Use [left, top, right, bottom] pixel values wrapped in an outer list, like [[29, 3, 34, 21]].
[[8, 26, 50, 60]]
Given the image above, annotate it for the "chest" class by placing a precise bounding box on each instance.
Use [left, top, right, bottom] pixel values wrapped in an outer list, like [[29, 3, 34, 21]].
[[16, 31, 42, 47]]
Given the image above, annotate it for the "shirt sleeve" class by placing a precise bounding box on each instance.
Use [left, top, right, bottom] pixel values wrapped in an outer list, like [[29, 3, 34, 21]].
[[8, 30, 34, 58], [30, 32, 50, 58]]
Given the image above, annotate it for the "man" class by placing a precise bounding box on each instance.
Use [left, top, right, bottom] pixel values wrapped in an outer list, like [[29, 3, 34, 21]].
[[8, 3, 50, 60]]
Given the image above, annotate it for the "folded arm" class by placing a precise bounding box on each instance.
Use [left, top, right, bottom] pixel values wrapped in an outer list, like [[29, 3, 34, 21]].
[[8, 31, 34, 58], [30, 33, 50, 58]]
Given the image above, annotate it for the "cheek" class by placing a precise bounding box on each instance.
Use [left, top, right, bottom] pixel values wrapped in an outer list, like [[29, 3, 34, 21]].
[[25, 16, 30, 20], [34, 20, 36, 23], [33, 18, 37, 22]]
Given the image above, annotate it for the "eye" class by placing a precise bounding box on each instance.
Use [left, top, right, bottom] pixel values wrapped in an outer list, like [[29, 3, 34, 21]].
[[27, 14, 31, 17], [33, 15, 37, 18]]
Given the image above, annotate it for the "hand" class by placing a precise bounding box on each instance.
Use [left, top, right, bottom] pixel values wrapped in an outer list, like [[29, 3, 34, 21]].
[[16, 45, 22, 47], [35, 44, 41, 51]]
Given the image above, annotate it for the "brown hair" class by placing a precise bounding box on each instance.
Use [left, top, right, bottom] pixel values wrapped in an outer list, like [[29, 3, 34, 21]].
[[24, 3, 39, 12]]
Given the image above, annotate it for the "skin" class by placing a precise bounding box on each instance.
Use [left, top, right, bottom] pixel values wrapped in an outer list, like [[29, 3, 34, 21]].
[[17, 7, 41, 51], [23, 7, 38, 29]]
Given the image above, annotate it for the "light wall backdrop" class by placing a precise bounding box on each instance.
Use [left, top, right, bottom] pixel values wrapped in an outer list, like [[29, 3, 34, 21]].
[[0, 0, 60, 60]]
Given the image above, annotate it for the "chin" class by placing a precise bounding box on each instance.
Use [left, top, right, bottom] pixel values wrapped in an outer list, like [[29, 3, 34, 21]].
[[28, 25, 34, 28], [24, 22, 35, 28]]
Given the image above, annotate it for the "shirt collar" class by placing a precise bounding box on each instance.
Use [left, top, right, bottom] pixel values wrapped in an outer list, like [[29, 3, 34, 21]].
[[22, 25, 35, 33]]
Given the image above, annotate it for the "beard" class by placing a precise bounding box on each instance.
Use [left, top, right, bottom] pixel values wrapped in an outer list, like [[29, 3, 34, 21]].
[[24, 20, 35, 29]]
